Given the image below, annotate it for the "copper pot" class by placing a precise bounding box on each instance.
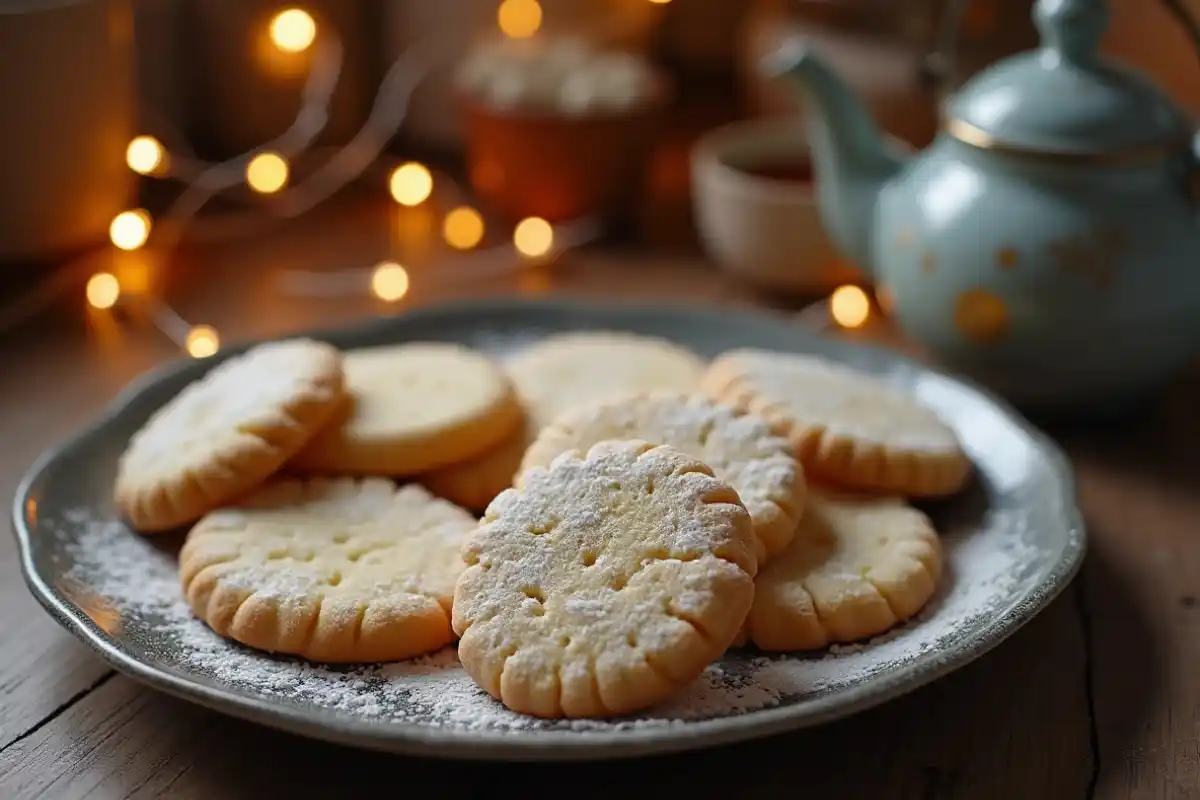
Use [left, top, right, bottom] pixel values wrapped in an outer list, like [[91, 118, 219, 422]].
[[461, 82, 670, 225]]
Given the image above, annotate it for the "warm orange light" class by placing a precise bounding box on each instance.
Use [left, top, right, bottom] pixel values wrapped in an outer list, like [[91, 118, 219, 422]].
[[648, 0, 672, 4], [109, 210, 151, 251], [86, 272, 120, 310], [186, 325, 220, 358], [514, 217, 553, 258], [498, 0, 542, 38], [269, 8, 316, 53], [126, 135, 165, 175], [830, 285, 871, 329], [371, 262, 410, 301], [443, 206, 485, 250], [246, 151, 289, 193], [389, 163, 433, 207]]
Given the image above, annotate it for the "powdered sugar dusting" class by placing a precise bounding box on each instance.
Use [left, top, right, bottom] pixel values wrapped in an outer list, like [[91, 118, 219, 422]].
[[54, 493, 1041, 732], [715, 349, 962, 454]]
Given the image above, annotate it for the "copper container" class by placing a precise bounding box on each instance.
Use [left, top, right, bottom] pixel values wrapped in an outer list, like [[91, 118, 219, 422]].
[[461, 80, 670, 225]]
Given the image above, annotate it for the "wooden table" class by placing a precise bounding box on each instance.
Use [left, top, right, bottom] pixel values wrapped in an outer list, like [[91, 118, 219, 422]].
[[0, 197, 1197, 799]]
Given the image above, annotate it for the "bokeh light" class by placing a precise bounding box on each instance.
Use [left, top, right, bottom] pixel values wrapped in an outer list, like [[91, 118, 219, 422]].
[[513, 217, 553, 258], [371, 262, 410, 301], [186, 325, 220, 358], [389, 163, 433, 207], [443, 206, 485, 250], [246, 151, 289, 194], [829, 285, 871, 329], [109, 210, 151, 251], [498, 0, 542, 38], [270, 8, 317, 53], [126, 136, 165, 175], [86, 272, 120, 310]]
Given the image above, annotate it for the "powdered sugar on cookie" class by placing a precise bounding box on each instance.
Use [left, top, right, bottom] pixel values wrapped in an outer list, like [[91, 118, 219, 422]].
[[180, 479, 474, 662], [520, 391, 806, 563], [115, 338, 346, 532], [453, 440, 757, 718], [57, 499, 1038, 732], [704, 349, 972, 497], [706, 349, 959, 453]]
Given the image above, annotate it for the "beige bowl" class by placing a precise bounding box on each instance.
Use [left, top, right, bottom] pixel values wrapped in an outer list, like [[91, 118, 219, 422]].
[[690, 117, 861, 296]]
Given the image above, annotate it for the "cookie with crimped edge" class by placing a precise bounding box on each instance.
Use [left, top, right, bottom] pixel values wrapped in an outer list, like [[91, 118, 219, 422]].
[[452, 439, 756, 719], [115, 338, 346, 533], [180, 478, 475, 663], [519, 390, 806, 566], [703, 349, 970, 498], [422, 330, 707, 511], [736, 488, 942, 652], [289, 342, 522, 477]]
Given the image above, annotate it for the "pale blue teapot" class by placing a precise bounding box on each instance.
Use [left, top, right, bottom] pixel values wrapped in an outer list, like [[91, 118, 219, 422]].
[[770, 0, 1200, 414]]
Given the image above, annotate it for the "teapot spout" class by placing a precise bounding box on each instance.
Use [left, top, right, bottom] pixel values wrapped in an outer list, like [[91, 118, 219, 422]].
[[763, 42, 909, 276]]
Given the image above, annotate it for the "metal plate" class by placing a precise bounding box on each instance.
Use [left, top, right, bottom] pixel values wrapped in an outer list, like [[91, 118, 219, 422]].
[[12, 297, 1085, 761]]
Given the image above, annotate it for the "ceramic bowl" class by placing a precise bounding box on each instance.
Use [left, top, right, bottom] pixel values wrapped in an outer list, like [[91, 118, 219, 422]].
[[690, 116, 860, 296]]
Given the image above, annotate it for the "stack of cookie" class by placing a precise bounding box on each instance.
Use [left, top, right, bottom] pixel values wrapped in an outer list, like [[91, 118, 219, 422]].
[[113, 331, 971, 720]]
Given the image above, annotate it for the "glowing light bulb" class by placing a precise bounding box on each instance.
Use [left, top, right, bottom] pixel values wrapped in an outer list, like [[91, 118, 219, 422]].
[[246, 151, 289, 194], [648, 0, 672, 4], [498, 0, 542, 38], [443, 206, 485, 250], [389, 163, 433, 207], [371, 262, 410, 301], [186, 325, 220, 358], [830, 285, 871, 329], [270, 8, 317, 53], [86, 272, 120, 310], [514, 217, 553, 258], [109, 210, 151, 251], [126, 136, 165, 175]]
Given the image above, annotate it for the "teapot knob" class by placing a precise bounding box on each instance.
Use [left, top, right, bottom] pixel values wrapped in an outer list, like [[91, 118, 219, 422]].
[[1034, 0, 1110, 63]]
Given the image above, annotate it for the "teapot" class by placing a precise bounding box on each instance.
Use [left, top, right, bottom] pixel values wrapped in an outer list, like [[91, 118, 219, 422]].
[[768, 0, 1200, 415]]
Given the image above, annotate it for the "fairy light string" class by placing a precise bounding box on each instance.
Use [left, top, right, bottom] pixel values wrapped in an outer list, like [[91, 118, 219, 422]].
[[77, 0, 858, 359]]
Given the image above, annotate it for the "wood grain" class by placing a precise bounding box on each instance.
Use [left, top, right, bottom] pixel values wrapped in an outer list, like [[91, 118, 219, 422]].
[[0, 195, 1196, 797], [1059, 376, 1200, 800]]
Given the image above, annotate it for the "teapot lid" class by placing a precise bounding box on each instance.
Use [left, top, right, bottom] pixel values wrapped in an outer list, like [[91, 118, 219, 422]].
[[945, 0, 1192, 159]]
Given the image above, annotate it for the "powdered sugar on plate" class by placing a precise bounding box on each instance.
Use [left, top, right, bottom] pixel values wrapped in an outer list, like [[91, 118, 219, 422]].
[[54, 495, 1041, 733]]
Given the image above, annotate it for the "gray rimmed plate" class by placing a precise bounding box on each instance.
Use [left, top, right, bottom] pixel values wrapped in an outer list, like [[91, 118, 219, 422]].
[[12, 297, 1085, 761]]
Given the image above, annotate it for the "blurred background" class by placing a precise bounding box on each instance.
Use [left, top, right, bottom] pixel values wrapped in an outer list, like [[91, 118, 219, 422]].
[[0, 0, 1196, 358]]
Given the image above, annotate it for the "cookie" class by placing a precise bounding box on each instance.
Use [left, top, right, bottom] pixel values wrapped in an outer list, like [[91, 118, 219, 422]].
[[421, 417, 534, 511], [452, 440, 757, 719], [179, 478, 475, 663], [739, 490, 942, 652], [114, 338, 345, 533], [520, 391, 806, 565], [703, 349, 970, 497], [290, 342, 522, 476], [422, 331, 707, 510]]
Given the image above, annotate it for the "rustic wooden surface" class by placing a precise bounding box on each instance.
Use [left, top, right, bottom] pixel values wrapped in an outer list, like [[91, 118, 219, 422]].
[[0, 197, 1196, 799]]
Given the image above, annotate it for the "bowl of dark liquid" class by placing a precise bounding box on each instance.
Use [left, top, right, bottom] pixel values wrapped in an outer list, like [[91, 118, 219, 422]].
[[691, 117, 858, 295]]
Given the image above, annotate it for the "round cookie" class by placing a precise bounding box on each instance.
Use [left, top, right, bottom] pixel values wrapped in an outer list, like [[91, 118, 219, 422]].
[[740, 489, 942, 652], [179, 478, 475, 663], [520, 391, 806, 565], [290, 342, 521, 476], [422, 331, 707, 510], [115, 338, 345, 533], [703, 349, 971, 497], [452, 440, 757, 719]]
